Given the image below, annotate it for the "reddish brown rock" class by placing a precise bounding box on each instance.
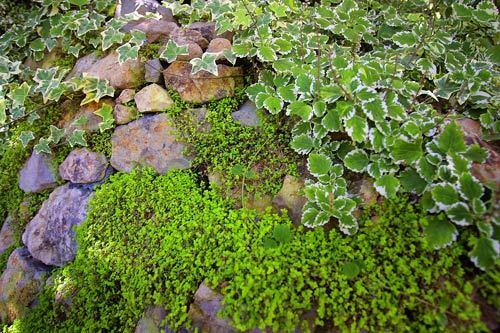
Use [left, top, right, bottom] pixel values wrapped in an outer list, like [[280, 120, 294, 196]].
[[114, 104, 138, 125], [85, 51, 144, 89], [272, 175, 307, 225], [171, 28, 209, 50], [163, 61, 244, 104], [116, 89, 135, 104], [207, 38, 232, 60], [124, 19, 178, 43]]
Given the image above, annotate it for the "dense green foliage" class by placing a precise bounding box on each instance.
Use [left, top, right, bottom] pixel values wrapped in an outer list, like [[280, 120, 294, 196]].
[[167, 88, 298, 197], [9, 169, 488, 332]]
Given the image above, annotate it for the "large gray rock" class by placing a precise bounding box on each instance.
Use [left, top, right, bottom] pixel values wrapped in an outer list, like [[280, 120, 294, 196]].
[[0, 217, 15, 254], [232, 100, 260, 127], [116, 89, 135, 104], [145, 59, 163, 83], [0, 247, 50, 324], [111, 113, 191, 174], [114, 104, 139, 125], [18, 151, 57, 193], [116, 0, 175, 22], [59, 148, 108, 184], [85, 51, 144, 89], [135, 84, 174, 113], [188, 282, 236, 333], [187, 22, 216, 41], [272, 175, 307, 225], [123, 19, 178, 43], [22, 184, 92, 267], [163, 61, 244, 104], [65, 52, 99, 81]]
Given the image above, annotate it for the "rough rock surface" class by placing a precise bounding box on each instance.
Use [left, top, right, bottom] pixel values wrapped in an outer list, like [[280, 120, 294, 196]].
[[124, 19, 178, 43], [187, 21, 233, 41], [18, 151, 57, 193], [114, 104, 138, 125], [457, 118, 500, 188], [59, 148, 108, 184], [62, 98, 115, 136], [65, 52, 99, 81], [135, 84, 174, 113], [135, 306, 166, 333], [177, 43, 203, 62], [232, 100, 260, 127], [116, 0, 174, 22], [111, 113, 191, 174], [22, 184, 92, 267], [0, 247, 50, 324], [145, 59, 163, 83], [171, 28, 209, 50], [163, 61, 244, 104], [116, 89, 135, 104], [188, 282, 236, 333], [0, 217, 15, 254], [85, 51, 144, 89], [207, 38, 232, 60], [352, 177, 378, 206], [272, 175, 307, 225]]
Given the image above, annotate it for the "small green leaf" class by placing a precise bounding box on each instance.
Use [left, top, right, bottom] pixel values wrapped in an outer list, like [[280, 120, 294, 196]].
[[19, 131, 35, 147], [345, 115, 367, 143], [464, 144, 488, 163], [437, 121, 466, 154], [341, 261, 361, 279], [48, 125, 64, 144], [263, 96, 282, 114], [392, 138, 422, 164], [399, 168, 427, 194], [470, 237, 499, 271], [68, 129, 87, 147], [257, 45, 276, 61], [425, 216, 457, 249], [374, 174, 400, 198], [344, 149, 369, 172], [431, 183, 459, 208], [446, 202, 473, 226], [116, 43, 140, 64], [273, 224, 291, 244], [8, 82, 31, 106], [287, 101, 312, 121], [34, 138, 52, 154], [459, 173, 483, 201], [322, 109, 341, 132], [290, 134, 315, 154], [308, 153, 332, 177]]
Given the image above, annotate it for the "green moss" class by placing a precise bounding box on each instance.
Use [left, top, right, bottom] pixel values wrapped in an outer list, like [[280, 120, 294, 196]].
[[10, 171, 489, 332], [167, 88, 299, 198], [52, 54, 76, 71], [139, 43, 162, 61], [86, 130, 113, 158]]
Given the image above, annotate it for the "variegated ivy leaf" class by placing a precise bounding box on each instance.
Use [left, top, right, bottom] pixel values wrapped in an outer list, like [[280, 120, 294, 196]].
[[223, 49, 237, 65], [19, 131, 35, 147], [129, 30, 147, 46], [308, 153, 332, 178], [159, 40, 189, 63], [374, 174, 400, 198], [94, 103, 115, 132], [68, 129, 87, 147], [190, 53, 218, 76], [101, 27, 125, 51], [48, 125, 64, 144], [29, 38, 45, 52], [344, 149, 369, 172], [424, 216, 458, 249], [470, 237, 499, 271], [391, 31, 418, 47], [117, 43, 140, 64], [0, 99, 6, 124], [34, 138, 52, 154], [68, 44, 84, 58], [290, 133, 315, 155], [7, 82, 30, 106]]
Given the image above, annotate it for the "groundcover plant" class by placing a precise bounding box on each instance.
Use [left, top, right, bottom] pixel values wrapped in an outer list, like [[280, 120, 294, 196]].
[[0, 0, 498, 332]]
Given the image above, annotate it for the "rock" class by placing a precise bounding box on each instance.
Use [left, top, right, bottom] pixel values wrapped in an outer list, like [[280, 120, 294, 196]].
[[116, 0, 175, 22], [62, 98, 115, 136], [0, 247, 50, 324], [171, 28, 209, 50], [124, 19, 178, 43], [145, 59, 163, 83], [163, 61, 244, 104], [0, 217, 15, 254], [188, 282, 236, 333], [207, 38, 232, 60], [114, 104, 139, 125], [18, 151, 57, 194], [351, 177, 378, 206], [111, 113, 191, 173], [85, 51, 144, 89], [135, 84, 174, 113], [65, 52, 99, 81], [59, 148, 108, 184], [272, 175, 307, 225], [135, 305, 166, 333], [457, 118, 500, 189], [22, 184, 92, 267], [232, 100, 260, 127], [116, 89, 136, 104], [187, 22, 216, 41]]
